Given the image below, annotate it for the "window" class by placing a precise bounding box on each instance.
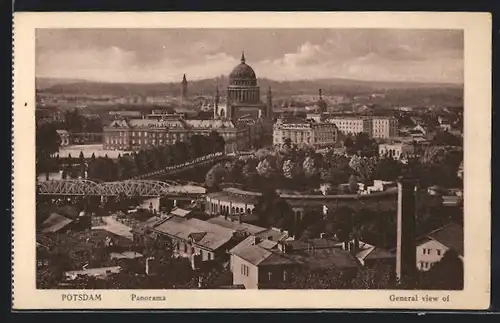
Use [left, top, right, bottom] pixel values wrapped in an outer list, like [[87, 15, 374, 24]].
[[208, 253, 212, 261], [437, 249, 442, 256], [184, 244, 187, 253], [241, 264, 249, 276], [283, 270, 288, 282], [268, 272, 273, 281], [199, 250, 203, 259]]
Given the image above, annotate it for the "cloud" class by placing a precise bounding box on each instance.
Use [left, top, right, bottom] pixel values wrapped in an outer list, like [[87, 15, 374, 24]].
[[36, 29, 463, 84]]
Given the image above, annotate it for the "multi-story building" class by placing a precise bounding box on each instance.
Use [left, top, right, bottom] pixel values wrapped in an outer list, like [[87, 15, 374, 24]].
[[230, 237, 359, 289], [326, 115, 398, 139], [102, 117, 250, 154], [416, 223, 463, 272], [326, 116, 372, 137], [372, 116, 399, 139], [273, 116, 338, 149]]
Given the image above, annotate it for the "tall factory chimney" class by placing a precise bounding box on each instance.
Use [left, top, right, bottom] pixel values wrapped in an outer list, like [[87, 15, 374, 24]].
[[396, 176, 417, 284]]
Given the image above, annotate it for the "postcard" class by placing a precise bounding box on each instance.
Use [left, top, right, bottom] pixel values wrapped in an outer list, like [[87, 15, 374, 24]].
[[12, 11, 491, 310]]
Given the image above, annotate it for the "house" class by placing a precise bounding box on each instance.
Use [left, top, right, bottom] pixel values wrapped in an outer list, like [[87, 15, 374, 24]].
[[151, 215, 244, 264], [438, 116, 452, 131], [351, 240, 395, 267], [416, 222, 464, 271], [40, 213, 74, 233], [229, 237, 359, 289]]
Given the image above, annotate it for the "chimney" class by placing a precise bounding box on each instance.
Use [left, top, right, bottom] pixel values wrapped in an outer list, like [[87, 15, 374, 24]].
[[253, 236, 262, 245], [145, 257, 154, 275], [396, 176, 417, 284]]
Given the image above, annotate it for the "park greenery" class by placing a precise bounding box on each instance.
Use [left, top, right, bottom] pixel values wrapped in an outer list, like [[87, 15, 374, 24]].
[[267, 249, 463, 290], [50, 131, 225, 181], [205, 132, 463, 193]]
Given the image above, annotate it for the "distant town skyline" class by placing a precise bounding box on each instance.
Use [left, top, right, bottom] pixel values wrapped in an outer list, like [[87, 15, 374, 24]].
[[36, 29, 463, 84]]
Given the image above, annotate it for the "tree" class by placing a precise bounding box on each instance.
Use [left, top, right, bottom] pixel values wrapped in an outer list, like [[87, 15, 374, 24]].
[[350, 263, 396, 289], [188, 135, 205, 159], [348, 174, 358, 193], [283, 138, 292, 149], [36, 122, 61, 172], [117, 155, 132, 180], [64, 108, 84, 133], [254, 187, 294, 230], [373, 157, 402, 181], [205, 163, 226, 189], [421, 250, 463, 290], [256, 158, 276, 179], [432, 130, 462, 146], [173, 141, 189, 164], [282, 159, 299, 180], [209, 130, 225, 153], [302, 156, 318, 179]]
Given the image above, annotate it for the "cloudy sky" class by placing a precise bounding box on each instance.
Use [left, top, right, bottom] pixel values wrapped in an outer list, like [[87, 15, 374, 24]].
[[36, 29, 463, 84]]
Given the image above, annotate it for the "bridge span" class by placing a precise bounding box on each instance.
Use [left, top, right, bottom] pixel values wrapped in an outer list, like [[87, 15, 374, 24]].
[[37, 179, 207, 198]]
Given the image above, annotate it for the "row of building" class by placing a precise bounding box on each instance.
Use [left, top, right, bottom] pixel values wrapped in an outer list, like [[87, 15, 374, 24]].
[[103, 113, 271, 154], [272, 114, 400, 150], [131, 196, 462, 289]]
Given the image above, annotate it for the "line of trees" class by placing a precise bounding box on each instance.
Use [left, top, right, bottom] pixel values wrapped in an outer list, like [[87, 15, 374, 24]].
[[267, 250, 463, 290], [205, 139, 462, 194], [83, 131, 225, 181]]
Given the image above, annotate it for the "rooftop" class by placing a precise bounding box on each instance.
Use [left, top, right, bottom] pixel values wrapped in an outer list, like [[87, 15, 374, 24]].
[[207, 191, 259, 205], [153, 216, 237, 251], [206, 216, 267, 235], [231, 237, 359, 270], [40, 213, 73, 233], [426, 222, 464, 257]]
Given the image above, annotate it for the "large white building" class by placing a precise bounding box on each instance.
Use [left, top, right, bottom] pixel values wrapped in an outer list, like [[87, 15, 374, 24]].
[[273, 116, 338, 149], [372, 117, 399, 139], [326, 116, 372, 136], [326, 115, 398, 139]]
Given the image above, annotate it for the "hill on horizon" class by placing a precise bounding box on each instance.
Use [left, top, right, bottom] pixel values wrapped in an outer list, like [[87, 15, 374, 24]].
[[37, 76, 462, 95]]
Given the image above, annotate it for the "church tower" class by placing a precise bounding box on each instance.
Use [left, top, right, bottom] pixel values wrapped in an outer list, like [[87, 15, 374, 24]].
[[266, 85, 273, 119], [181, 73, 188, 98]]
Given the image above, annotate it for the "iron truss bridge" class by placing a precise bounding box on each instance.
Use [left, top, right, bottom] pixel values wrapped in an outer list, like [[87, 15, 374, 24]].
[[37, 179, 206, 198]]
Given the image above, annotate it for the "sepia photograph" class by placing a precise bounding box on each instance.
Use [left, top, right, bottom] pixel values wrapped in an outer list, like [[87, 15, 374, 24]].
[[12, 12, 491, 310], [34, 27, 465, 291]]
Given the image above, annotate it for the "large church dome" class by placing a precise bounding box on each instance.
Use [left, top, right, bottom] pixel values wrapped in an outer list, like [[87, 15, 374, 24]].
[[229, 52, 257, 86]]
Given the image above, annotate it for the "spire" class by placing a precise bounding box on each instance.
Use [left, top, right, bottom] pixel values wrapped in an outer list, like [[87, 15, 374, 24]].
[[319, 88, 323, 100], [182, 73, 187, 83], [241, 51, 246, 64], [215, 84, 220, 100]]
